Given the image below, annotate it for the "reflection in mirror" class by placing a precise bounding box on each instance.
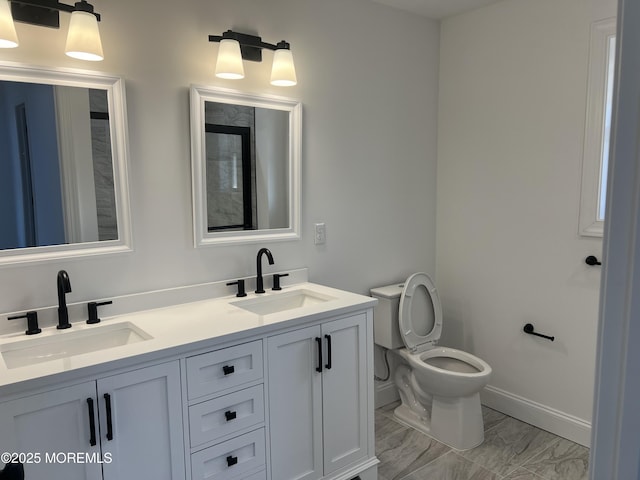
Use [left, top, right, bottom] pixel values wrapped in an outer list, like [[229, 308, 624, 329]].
[[2, 83, 115, 248], [190, 86, 301, 246], [0, 63, 132, 265], [205, 102, 289, 231]]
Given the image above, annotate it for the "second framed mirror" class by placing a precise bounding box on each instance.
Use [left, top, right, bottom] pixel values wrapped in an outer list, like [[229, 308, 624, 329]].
[[190, 86, 301, 246]]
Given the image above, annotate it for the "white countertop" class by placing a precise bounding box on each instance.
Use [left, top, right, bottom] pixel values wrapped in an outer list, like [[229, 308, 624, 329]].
[[0, 282, 376, 396]]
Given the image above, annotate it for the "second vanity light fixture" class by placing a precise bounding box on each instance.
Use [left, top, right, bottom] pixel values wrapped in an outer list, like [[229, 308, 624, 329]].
[[0, 0, 103, 61], [209, 30, 297, 86]]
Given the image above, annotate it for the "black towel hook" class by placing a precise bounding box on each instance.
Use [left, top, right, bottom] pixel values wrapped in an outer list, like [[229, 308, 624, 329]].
[[523, 323, 555, 341], [585, 255, 602, 266]]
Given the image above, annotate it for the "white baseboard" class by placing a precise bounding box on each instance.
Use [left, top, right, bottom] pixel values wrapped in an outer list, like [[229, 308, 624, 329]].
[[481, 385, 592, 447], [373, 380, 591, 447], [375, 380, 399, 409]]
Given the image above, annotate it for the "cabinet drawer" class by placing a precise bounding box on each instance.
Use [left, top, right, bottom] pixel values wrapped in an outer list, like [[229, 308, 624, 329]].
[[244, 470, 266, 480], [189, 385, 265, 447], [187, 340, 263, 400], [190, 429, 265, 480]]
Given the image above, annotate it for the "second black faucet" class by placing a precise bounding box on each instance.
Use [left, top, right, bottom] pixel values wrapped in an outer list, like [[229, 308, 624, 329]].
[[255, 248, 274, 294], [57, 270, 72, 329]]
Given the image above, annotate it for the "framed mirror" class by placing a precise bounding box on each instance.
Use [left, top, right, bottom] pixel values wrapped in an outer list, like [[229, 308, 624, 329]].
[[190, 85, 301, 246], [0, 62, 132, 265]]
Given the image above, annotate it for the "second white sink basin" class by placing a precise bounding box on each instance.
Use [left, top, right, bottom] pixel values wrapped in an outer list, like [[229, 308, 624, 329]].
[[232, 289, 336, 316], [0, 322, 152, 369]]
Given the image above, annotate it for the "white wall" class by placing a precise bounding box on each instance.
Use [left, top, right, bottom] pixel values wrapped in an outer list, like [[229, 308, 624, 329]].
[[436, 0, 609, 445], [0, 0, 440, 331]]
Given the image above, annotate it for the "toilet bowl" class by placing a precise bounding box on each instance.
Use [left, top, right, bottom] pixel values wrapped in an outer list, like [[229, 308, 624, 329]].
[[371, 272, 492, 450]]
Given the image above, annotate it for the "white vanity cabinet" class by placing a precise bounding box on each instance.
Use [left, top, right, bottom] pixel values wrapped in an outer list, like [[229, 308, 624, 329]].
[[97, 361, 185, 480], [0, 360, 184, 480], [0, 381, 102, 479], [185, 340, 267, 480], [267, 312, 372, 480], [0, 281, 378, 480]]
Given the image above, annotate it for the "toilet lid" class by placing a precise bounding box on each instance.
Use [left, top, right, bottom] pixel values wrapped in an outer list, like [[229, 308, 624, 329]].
[[399, 272, 443, 353]]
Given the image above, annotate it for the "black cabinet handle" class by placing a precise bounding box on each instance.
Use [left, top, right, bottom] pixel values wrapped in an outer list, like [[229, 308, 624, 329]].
[[225, 410, 237, 421], [315, 337, 323, 373], [87, 398, 97, 446], [104, 393, 114, 441], [325, 334, 332, 370], [226, 455, 238, 467], [223, 365, 235, 375]]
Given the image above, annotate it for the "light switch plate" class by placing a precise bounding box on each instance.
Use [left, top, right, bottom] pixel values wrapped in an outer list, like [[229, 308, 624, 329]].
[[314, 223, 326, 245]]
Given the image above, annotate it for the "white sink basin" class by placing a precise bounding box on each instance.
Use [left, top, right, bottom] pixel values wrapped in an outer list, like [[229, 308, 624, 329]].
[[232, 289, 336, 316], [0, 322, 152, 369]]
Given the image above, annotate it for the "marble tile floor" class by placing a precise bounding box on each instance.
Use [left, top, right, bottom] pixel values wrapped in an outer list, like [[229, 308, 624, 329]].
[[376, 401, 589, 480]]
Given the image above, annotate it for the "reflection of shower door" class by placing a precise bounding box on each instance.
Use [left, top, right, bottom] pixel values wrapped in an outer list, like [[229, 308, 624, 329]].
[[205, 124, 253, 230], [15, 103, 36, 247]]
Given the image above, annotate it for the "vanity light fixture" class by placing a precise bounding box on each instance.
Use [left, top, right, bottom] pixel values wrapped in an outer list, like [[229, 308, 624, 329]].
[[209, 30, 297, 86], [0, 0, 103, 61]]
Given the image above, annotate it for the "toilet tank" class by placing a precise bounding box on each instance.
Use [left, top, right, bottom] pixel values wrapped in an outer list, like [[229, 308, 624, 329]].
[[370, 283, 404, 349]]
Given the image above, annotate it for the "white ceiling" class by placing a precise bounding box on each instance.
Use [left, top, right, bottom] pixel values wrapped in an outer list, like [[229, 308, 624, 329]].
[[370, 0, 502, 19]]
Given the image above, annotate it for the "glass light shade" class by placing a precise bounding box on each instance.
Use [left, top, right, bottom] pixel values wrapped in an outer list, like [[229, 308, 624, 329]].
[[270, 49, 297, 87], [65, 11, 103, 61], [215, 39, 244, 79], [0, 0, 19, 48]]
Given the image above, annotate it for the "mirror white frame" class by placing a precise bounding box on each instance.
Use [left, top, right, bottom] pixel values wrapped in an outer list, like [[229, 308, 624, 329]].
[[190, 85, 302, 246], [0, 62, 133, 265]]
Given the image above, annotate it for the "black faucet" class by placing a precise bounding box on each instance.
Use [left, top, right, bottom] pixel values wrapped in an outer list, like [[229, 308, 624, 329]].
[[255, 248, 274, 294], [57, 270, 72, 329]]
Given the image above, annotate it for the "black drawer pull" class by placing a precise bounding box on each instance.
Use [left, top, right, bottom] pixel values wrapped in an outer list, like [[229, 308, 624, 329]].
[[87, 398, 97, 446], [226, 455, 238, 467], [104, 393, 114, 441], [223, 365, 235, 375], [225, 410, 237, 421]]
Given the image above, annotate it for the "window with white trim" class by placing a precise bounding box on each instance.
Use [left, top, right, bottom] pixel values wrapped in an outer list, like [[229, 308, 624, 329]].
[[579, 18, 616, 237]]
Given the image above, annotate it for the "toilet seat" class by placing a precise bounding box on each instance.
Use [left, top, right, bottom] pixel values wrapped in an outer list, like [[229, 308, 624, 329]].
[[399, 272, 443, 354]]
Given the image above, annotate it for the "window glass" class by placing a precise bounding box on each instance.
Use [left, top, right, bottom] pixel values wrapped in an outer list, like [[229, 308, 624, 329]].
[[598, 35, 616, 222], [579, 18, 615, 237]]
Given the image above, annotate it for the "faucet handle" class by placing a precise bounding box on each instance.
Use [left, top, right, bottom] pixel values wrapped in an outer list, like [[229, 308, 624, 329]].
[[227, 280, 247, 297], [87, 301, 113, 324], [272, 273, 289, 291], [8, 311, 41, 335]]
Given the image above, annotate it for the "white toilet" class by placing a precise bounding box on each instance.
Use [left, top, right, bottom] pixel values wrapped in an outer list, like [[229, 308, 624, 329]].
[[371, 272, 492, 450]]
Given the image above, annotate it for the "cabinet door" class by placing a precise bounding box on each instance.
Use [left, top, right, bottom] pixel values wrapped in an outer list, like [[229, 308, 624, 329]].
[[98, 361, 185, 480], [267, 325, 323, 480], [0, 381, 102, 480], [321, 314, 368, 474]]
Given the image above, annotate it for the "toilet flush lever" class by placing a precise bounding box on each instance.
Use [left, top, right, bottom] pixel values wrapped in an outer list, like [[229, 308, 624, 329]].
[[523, 323, 555, 341]]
